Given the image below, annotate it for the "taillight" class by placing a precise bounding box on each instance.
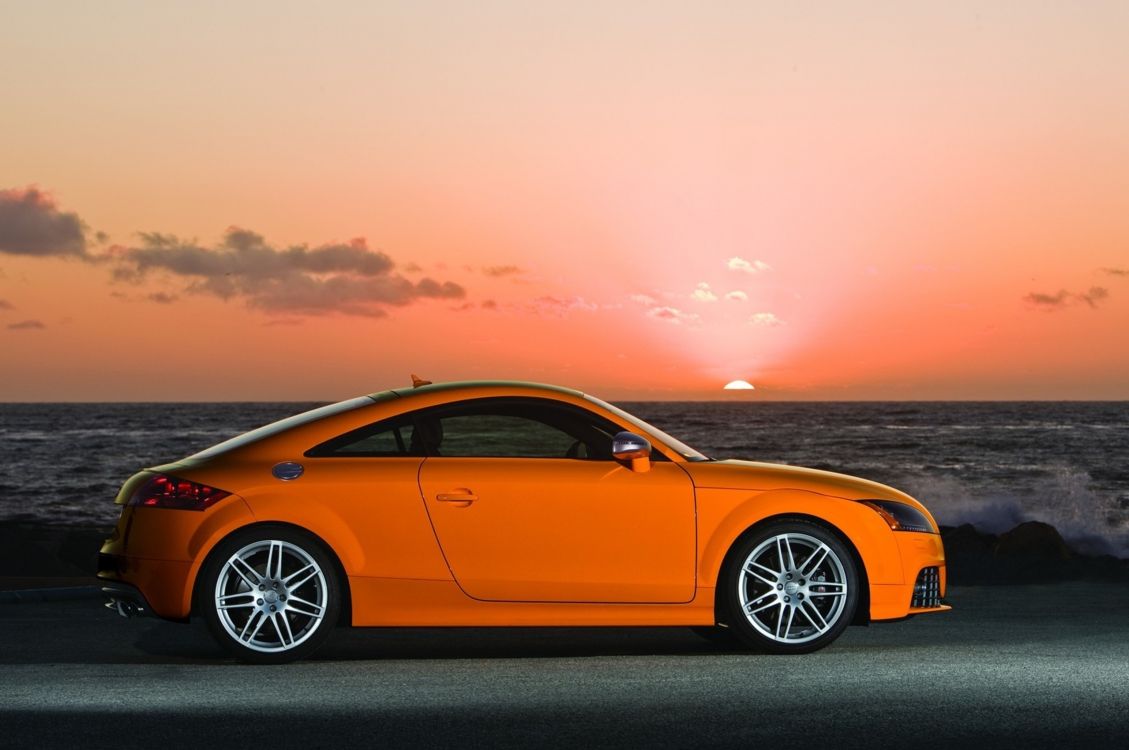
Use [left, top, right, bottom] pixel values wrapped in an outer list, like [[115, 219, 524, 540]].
[[127, 474, 230, 511]]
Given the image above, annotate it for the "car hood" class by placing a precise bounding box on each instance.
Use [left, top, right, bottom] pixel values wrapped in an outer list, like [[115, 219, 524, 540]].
[[682, 459, 918, 505]]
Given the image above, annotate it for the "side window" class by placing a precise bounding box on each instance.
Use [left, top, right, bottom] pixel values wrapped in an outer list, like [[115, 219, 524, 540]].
[[415, 398, 632, 460], [307, 397, 670, 461], [438, 414, 578, 458], [306, 416, 417, 457]]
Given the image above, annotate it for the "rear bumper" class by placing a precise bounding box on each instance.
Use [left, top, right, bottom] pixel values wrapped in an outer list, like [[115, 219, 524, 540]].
[[96, 496, 256, 621], [97, 550, 193, 621]]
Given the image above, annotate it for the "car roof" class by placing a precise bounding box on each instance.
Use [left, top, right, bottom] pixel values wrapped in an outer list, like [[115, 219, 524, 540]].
[[373, 380, 585, 401]]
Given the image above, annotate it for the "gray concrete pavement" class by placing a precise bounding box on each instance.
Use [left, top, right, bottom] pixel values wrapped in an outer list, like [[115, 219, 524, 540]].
[[1, 583, 1128, 748]]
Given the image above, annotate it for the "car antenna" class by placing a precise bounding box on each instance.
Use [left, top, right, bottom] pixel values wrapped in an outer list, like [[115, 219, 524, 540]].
[[410, 373, 433, 388]]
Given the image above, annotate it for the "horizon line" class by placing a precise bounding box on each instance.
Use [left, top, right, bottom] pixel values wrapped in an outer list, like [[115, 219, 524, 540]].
[[2, 398, 1128, 405]]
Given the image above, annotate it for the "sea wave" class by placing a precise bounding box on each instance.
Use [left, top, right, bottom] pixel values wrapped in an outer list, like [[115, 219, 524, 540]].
[[898, 467, 1129, 557]]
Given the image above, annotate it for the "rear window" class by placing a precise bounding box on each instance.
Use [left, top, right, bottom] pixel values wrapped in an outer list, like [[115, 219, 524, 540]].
[[306, 413, 418, 457], [188, 396, 374, 460]]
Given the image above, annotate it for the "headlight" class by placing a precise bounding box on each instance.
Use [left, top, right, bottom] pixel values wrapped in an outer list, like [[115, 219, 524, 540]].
[[859, 499, 935, 533]]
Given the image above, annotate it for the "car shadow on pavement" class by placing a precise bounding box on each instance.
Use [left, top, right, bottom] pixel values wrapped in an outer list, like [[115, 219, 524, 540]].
[[127, 619, 730, 663], [9, 585, 1120, 665]]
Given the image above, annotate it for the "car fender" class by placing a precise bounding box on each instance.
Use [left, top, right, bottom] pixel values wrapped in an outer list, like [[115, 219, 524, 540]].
[[233, 488, 368, 575], [696, 487, 905, 587], [177, 494, 259, 617], [177, 491, 368, 618]]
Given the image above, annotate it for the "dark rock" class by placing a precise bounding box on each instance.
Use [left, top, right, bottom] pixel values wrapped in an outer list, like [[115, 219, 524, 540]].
[[941, 524, 997, 556], [995, 521, 1072, 561], [941, 524, 999, 585], [941, 520, 1129, 585]]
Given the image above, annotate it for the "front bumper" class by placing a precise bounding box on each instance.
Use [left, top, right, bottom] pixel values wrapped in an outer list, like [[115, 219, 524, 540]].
[[870, 530, 950, 620]]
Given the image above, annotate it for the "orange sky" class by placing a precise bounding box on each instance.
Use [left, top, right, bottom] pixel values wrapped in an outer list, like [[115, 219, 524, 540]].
[[1, 1, 1127, 401]]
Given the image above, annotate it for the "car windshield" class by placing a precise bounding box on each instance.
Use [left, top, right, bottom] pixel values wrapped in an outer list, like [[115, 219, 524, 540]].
[[188, 396, 374, 460], [585, 395, 710, 462]]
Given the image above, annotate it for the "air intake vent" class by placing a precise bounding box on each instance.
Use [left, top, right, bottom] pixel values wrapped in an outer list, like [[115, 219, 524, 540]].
[[911, 567, 941, 608]]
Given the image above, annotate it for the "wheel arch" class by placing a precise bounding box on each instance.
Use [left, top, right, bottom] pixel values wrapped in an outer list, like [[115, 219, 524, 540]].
[[189, 521, 353, 626]]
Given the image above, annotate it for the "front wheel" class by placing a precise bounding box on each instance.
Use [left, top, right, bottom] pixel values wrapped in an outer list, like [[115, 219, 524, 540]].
[[721, 520, 859, 654], [198, 527, 341, 664]]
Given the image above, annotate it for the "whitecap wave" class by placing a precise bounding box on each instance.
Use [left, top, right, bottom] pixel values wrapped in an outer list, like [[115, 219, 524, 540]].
[[901, 466, 1129, 557]]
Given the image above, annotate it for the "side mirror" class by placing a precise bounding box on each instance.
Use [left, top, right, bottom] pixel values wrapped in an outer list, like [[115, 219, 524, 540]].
[[612, 431, 651, 473]]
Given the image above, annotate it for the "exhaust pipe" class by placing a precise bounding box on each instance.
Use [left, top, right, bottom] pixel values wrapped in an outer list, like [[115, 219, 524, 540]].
[[105, 598, 138, 618], [101, 584, 150, 618], [105, 597, 145, 618]]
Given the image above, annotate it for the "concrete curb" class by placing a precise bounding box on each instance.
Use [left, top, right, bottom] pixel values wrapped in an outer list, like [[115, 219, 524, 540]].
[[0, 586, 103, 604]]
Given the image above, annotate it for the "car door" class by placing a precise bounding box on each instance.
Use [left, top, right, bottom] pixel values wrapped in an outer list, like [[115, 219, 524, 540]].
[[415, 397, 697, 603], [299, 411, 451, 580]]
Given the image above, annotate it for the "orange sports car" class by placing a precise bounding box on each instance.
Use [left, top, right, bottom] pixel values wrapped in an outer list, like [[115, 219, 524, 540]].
[[99, 380, 948, 663]]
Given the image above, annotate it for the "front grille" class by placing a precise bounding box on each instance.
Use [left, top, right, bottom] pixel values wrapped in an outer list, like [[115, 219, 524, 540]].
[[911, 566, 941, 608]]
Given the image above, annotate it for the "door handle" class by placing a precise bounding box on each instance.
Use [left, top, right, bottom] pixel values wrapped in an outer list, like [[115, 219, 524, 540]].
[[436, 491, 478, 505]]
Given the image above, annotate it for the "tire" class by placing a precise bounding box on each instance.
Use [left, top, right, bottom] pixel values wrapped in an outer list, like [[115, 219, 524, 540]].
[[198, 526, 341, 664], [721, 520, 859, 654]]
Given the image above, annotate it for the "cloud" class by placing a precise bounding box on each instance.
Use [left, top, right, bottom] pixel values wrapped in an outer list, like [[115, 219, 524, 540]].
[[481, 299, 498, 310], [1078, 286, 1108, 308], [727, 257, 771, 274], [1024, 290, 1070, 309], [690, 282, 717, 302], [749, 312, 783, 326], [531, 295, 599, 316], [1102, 268, 1129, 276], [0, 299, 12, 310], [482, 265, 524, 277], [0, 187, 87, 257], [647, 306, 700, 325], [7, 319, 45, 330], [724, 290, 747, 301], [631, 292, 700, 324], [111, 227, 464, 317], [147, 292, 178, 304], [1024, 287, 1109, 311]]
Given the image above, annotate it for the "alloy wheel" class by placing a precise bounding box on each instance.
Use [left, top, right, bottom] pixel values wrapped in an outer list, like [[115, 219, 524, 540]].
[[736, 532, 849, 644], [213, 539, 329, 654]]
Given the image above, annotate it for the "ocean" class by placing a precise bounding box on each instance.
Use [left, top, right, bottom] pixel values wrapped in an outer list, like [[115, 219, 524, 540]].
[[1, 401, 1126, 556]]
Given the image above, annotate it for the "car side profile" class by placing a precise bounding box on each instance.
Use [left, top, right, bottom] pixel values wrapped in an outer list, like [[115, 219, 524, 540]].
[[99, 380, 948, 663]]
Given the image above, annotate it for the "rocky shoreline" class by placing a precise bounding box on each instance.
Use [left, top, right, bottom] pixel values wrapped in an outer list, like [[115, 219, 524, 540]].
[[1, 519, 1126, 591], [940, 521, 1129, 584]]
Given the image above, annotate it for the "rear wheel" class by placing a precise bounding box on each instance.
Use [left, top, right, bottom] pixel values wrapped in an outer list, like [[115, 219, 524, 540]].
[[199, 527, 340, 664], [722, 520, 859, 654]]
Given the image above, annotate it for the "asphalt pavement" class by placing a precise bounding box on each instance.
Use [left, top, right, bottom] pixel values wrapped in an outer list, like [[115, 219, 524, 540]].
[[1, 583, 1127, 749]]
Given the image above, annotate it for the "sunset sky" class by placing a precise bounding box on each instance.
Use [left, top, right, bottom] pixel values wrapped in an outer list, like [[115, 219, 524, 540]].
[[2, 1, 1127, 401]]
